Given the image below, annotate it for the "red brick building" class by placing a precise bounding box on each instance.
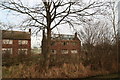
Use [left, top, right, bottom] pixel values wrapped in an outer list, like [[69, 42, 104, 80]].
[[42, 32, 81, 55], [1, 29, 31, 56]]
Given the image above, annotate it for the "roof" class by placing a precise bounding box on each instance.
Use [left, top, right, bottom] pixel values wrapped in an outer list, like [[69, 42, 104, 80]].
[[51, 34, 76, 40], [2, 30, 31, 40]]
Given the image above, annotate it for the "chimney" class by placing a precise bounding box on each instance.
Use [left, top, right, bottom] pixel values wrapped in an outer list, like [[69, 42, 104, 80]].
[[29, 29, 31, 34], [75, 32, 77, 37], [74, 32, 78, 40]]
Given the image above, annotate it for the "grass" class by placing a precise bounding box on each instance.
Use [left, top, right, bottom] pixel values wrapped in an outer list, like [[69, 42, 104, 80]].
[[2, 54, 119, 78], [2, 63, 104, 78], [93, 73, 120, 78]]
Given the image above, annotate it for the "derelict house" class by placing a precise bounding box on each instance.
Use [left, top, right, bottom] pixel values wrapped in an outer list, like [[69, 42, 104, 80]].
[[42, 32, 81, 55], [1, 29, 31, 56]]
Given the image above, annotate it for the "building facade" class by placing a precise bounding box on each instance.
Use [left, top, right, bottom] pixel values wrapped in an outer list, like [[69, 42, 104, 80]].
[[1, 29, 31, 56], [42, 32, 81, 55]]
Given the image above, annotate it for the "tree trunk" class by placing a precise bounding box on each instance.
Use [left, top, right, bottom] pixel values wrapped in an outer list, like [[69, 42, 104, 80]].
[[43, 2, 52, 70], [44, 28, 51, 70]]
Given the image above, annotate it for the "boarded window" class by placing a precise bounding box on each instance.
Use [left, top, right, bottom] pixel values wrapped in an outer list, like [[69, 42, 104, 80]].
[[2, 48, 12, 54], [18, 40, 28, 44], [18, 49, 28, 54], [71, 49, 78, 54], [61, 49, 68, 54], [51, 49, 56, 54], [73, 42, 77, 45], [2, 39, 13, 44]]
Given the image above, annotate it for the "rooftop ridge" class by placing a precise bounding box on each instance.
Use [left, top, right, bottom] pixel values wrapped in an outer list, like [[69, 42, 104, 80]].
[[2, 30, 31, 40], [2, 30, 29, 33]]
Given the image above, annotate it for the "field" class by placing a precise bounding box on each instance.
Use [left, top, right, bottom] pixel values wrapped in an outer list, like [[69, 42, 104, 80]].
[[2, 54, 119, 78], [85, 73, 120, 79]]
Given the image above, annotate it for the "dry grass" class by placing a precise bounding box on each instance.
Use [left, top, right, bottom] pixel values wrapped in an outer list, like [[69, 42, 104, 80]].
[[2, 54, 118, 78], [2, 63, 110, 78]]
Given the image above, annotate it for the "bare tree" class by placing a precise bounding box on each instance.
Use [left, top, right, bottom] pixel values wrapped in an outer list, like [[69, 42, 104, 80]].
[[0, 0, 105, 69], [77, 18, 116, 70], [101, 1, 119, 71], [78, 18, 113, 45], [101, 1, 118, 43]]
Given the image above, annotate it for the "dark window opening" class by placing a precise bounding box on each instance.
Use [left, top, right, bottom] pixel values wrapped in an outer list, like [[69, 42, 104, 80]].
[[51, 41, 55, 46], [63, 42, 68, 45]]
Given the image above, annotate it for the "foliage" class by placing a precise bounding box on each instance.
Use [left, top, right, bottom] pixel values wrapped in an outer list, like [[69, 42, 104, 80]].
[[81, 42, 118, 72]]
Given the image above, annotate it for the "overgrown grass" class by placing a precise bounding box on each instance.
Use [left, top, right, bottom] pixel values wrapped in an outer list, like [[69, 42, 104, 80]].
[[2, 63, 110, 78], [94, 73, 120, 78], [2, 54, 119, 78]]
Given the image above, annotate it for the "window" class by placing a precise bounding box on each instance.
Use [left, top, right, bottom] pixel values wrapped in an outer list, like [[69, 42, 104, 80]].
[[19, 40, 28, 44], [2, 39, 13, 44], [73, 42, 77, 45], [71, 49, 78, 54], [18, 49, 28, 54], [51, 49, 56, 54], [61, 49, 68, 54], [62, 35, 69, 40], [62, 42, 68, 46], [68, 35, 74, 40], [2, 48, 12, 54], [51, 41, 55, 46]]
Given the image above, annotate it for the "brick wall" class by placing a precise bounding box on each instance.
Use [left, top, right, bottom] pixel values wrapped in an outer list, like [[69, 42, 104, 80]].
[[50, 39, 81, 54], [2, 39, 31, 55]]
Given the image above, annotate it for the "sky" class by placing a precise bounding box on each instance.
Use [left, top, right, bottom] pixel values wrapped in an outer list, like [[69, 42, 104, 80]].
[[0, 0, 119, 48]]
